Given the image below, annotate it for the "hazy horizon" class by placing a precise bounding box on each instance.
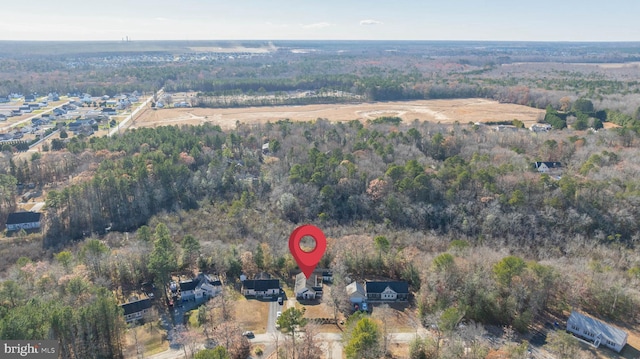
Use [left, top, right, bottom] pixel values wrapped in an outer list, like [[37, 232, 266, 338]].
[[1, 0, 639, 42]]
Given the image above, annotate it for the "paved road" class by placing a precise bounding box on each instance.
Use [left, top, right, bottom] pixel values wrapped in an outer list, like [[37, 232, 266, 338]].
[[109, 89, 162, 136]]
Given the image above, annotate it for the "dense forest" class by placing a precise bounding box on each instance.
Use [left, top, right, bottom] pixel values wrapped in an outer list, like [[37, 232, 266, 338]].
[[3, 116, 640, 357], [2, 41, 640, 358]]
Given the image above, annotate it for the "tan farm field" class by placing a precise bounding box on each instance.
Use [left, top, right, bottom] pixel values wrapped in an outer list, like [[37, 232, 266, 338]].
[[130, 99, 546, 131]]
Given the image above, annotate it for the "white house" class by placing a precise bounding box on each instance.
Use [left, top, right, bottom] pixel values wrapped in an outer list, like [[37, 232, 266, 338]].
[[242, 279, 280, 298], [365, 281, 409, 302], [346, 281, 366, 305], [179, 280, 198, 302], [567, 311, 628, 353], [530, 123, 552, 132], [6, 212, 42, 232], [120, 298, 152, 323], [294, 272, 323, 300], [534, 161, 562, 173], [195, 273, 222, 298]]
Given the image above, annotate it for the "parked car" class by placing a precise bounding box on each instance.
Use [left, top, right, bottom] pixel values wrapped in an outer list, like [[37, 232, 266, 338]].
[[242, 331, 254, 338], [278, 297, 283, 305]]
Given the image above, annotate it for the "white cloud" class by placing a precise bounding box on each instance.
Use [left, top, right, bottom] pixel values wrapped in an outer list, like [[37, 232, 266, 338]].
[[302, 22, 333, 29], [360, 19, 383, 26], [155, 17, 167, 21]]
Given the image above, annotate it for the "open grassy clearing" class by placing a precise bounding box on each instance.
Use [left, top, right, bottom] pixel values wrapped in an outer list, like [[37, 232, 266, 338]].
[[235, 296, 270, 334], [130, 98, 546, 131], [123, 323, 168, 359]]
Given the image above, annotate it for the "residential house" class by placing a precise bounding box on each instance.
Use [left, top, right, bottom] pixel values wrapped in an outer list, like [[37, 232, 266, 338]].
[[346, 281, 367, 305], [0, 114, 6, 121], [294, 272, 323, 300], [0, 133, 13, 141], [120, 298, 152, 323], [530, 124, 552, 132], [195, 273, 222, 298], [24, 94, 36, 102], [365, 281, 409, 302], [534, 161, 562, 173], [6, 212, 42, 232], [0, 95, 9, 103], [242, 279, 280, 298], [567, 311, 628, 353], [81, 94, 93, 103], [179, 280, 198, 302]]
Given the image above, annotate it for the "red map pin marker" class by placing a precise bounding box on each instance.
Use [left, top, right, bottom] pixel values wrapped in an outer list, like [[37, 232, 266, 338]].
[[289, 224, 327, 279]]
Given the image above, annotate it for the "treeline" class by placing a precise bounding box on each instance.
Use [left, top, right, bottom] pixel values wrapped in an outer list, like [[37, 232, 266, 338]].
[[0, 272, 125, 358], [11, 118, 637, 253], [7, 115, 640, 252], [3, 120, 640, 353], [39, 124, 263, 247]]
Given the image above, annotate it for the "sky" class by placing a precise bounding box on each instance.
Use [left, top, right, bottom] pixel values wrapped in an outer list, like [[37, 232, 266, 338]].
[[1, 0, 639, 42]]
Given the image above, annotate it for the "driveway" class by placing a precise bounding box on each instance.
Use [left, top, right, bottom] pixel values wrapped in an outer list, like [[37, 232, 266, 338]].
[[266, 300, 279, 334]]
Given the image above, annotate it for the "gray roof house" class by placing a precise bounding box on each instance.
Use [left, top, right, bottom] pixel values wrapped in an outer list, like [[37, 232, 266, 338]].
[[294, 272, 323, 300], [566, 311, 628, 353], [346, 281, 366, 305], [535, 161, 562, 173]]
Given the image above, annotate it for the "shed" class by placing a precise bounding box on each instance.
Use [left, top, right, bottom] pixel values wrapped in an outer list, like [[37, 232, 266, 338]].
[[566, 311, 628, 353]]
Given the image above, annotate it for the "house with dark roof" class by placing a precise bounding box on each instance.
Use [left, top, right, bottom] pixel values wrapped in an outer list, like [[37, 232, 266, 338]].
[[365, 281, 409, 302], [535, 162, 562, 173], [242, 279, 280, 298], [120, 298, 152, 323], [179, 280, 199, 302], [567, 311, 628, 353], [294, 272, 323, 300], [6, 212, 42, 232]]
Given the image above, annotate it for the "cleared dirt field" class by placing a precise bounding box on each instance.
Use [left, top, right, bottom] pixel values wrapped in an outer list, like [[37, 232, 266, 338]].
[[130, 99, 546, 131]]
